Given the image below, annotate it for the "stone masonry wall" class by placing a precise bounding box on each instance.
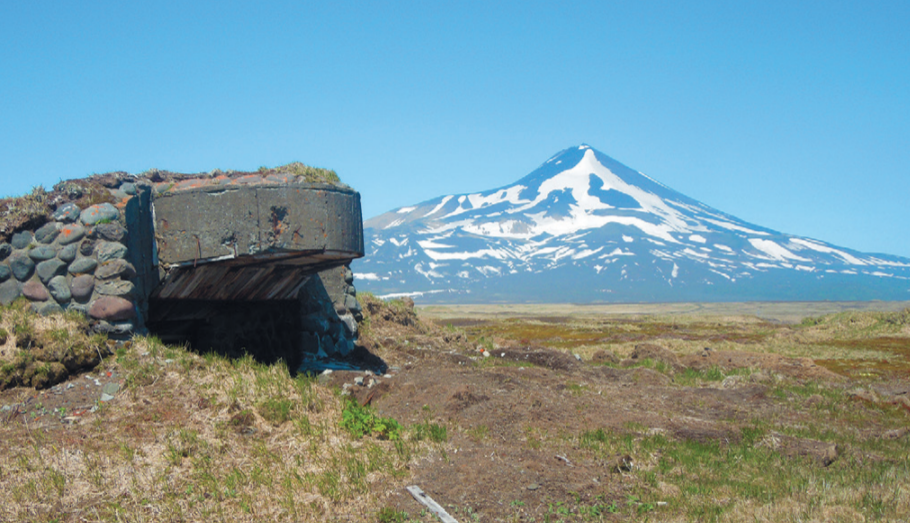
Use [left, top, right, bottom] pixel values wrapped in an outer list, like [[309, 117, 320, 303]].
[[0, 181, 155, 338]]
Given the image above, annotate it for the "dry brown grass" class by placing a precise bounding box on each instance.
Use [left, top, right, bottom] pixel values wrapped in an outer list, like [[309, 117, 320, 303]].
[[0, 332, 436, 522]]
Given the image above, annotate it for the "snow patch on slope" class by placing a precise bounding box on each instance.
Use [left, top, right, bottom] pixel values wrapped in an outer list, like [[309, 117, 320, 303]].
[[748, 239, 811, 262]]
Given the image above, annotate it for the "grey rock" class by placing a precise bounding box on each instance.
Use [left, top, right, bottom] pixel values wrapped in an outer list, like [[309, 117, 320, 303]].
[[344, 293, 362, 313], [0, 243, 11, 261], [57, 224, 86, 245], [53, 202, 81, 222], [22, 280, 49, 301], [343, 265, 354, 284], [301, 313, 330, 334], [0, 280, 21, 305], [96, 241, 128, 262], [100, 393, 115, 402], [11, 231, 34, 249], [92, 320, 113, 334], [48, 275, 72, 303], [69, 257, 98, 275], [338, 312, 358, 337], [58, 244, 77, 263], [102, 382, 120, 395], [335, 337, 355, 356], [80, 203, 120, 225], [66, 303, 89, 317], [38, 302, 64, 317], [120, 182, 137, 195], [28, 245, 58, 261], [97, 280, 135, 297], [35, 222, 60, 244], [329, 320, 346, 341], [70, 274, 94, 302], [95, 259, 136, 280], [0, 264, 9, 282], [9, 252, 35, 281], [94, 223, 127, 242], [110, 321, 134, 335], [79, 239, 95, 256], [36, 258, 67, 283], [319, 335, 334, 358]]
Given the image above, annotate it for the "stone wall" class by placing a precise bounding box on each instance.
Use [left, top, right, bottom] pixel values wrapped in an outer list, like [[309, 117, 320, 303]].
[[0, 181, 154, 338]]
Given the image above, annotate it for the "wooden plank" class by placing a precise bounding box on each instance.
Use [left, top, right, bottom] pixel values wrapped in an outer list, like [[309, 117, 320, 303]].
[[406, 485, 459, 523]]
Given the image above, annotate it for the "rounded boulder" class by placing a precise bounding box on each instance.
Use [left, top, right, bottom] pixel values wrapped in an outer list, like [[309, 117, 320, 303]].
[[36, 258, 67, 283], [70, 274, 95, 302], [58, 224, 86, 245], [9, 252, 35, 281], [35, 222, 60, 244], [58, 244, 78, 263], [80, 203, 120, 226], [95, 259, 136, 280], [68, 257, 98, 275], [28, 245, 58, 261], [48, 275, 72, 303], [0, 280, 21, 306], [89, 296, 136, 321], [53, 202, 81, 222], [96, 241, 128, 262], [22, 280, 49, 301]]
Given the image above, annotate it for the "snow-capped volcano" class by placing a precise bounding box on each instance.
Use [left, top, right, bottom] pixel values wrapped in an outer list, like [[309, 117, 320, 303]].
[[354, 145, 910, 302]]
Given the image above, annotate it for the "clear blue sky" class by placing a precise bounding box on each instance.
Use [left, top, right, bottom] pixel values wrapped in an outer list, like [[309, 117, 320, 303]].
[[2, 1, 908, 257]]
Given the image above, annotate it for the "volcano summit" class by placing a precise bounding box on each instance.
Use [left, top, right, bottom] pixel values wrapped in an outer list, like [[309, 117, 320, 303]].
[[354, 145, 910, 302]]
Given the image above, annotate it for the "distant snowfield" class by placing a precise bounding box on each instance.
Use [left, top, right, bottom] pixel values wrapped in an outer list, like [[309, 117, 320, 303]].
[[357, 145, 910, 302]]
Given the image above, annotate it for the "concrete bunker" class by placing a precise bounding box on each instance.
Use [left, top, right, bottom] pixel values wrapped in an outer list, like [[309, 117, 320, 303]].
[[0, 167, 370, 373]]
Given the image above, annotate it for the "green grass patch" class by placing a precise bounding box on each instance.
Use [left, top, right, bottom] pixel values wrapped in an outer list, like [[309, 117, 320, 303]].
[[340, 398, 403, 440], [412, 421, 447, 443]]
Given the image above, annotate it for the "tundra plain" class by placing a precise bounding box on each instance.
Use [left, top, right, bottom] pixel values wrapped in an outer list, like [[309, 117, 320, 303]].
[[1, 298, 909, 522]]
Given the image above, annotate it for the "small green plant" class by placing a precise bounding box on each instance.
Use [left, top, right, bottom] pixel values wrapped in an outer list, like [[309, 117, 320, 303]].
[[626, 494, 656, 514], [0, 327, 8, 345], [564, 381, 587, 396], [467, 424, 489, 442], [413, 421, 448, 443], [376, 506, 408, 523], [340, 398, 402, 440], [258, 398, 293, 425]]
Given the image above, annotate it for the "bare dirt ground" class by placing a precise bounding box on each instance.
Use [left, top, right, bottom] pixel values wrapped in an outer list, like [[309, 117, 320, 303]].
[[2, 299, 909, 522], [342, 299, 910, 521]]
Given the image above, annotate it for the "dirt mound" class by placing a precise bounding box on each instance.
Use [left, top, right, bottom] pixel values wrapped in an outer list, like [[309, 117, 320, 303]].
[[361, 294, 426, 334], [680, 349, 844, 381], [0, 301, 112, 389], [499, 344, 581, 371]]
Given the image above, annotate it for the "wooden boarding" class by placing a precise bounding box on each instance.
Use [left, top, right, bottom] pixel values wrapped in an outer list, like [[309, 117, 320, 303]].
[[406, 485, 459, 523]]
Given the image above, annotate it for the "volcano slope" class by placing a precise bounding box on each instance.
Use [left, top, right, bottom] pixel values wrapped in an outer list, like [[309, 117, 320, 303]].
[[357, 144, 910, 303], [1, 298, 909, 522]]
